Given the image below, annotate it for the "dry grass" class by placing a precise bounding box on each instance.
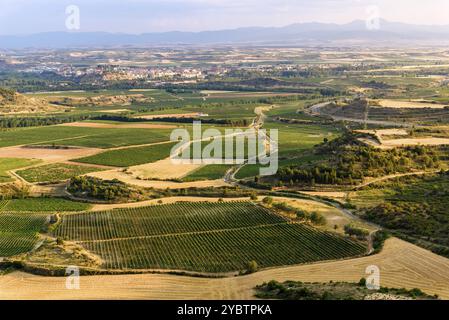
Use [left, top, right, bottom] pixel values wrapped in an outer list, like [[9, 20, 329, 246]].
[[90, 196, 253, 211], [357, 136, 449, 149], [88, 169, 230, 189], [128, 159, 203, 180], [381, 138, 449, 148], [377, 99, 448, 109], [1, 238, 448, 300]]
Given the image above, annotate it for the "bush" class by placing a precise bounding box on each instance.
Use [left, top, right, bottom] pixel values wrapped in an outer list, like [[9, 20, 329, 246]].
[[309, 212, 326, 226], [372, 230, 390, 253], [68, 176, 132, 201], [358, 278, 367, 287], [262, 197, 273, 205], [344, 224, 369, 240], [247, 260, 259, 274]]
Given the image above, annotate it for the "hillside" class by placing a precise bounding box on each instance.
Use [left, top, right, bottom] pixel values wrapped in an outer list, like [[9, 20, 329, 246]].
[[4, 20, 449, 48], [0, 88, 64, 114]]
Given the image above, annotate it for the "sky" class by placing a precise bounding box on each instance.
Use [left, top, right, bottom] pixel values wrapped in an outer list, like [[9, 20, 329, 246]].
[[1, 0, 449, 35]]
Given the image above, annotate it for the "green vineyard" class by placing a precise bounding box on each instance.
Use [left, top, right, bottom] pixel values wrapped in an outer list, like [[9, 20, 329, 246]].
[[0, 200, 9, 211], [54, 202, 286, 240], [54, 202, 367, 272], [0, 213, 48, 257]]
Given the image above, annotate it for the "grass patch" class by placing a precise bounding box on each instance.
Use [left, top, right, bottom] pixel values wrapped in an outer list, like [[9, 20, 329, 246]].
[[2, 198, 91, 212], [0, 126, 173, 149], [76, 142, 176, 167], [182, 165, 232, 181], [0, 158, 41, 183], [16, 163, 104, 183]]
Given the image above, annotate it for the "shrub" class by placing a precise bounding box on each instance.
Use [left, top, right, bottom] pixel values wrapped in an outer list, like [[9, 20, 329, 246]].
[[344, 224, 369, 240], [262, 196, 273, 205], [247, 260, 259, 274]]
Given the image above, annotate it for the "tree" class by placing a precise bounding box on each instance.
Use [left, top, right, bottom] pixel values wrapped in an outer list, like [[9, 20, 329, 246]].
[[247, 260, 258, 274], [262, 197, 273, 205], [310, 212, 326, 225]]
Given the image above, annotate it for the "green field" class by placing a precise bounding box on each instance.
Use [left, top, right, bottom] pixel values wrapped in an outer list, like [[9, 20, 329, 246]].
[[235, 164, 263, 180], [2, 198, 91, 212], [0, 158, 41, 183], [265, 122, 339, 158], [16, 163, 104, 183], [0, 213, 48, 256], [54, 202, 366, 272], [0, 126, 173, 149], [182, 165, 232, 181], [76, 142, 176, 167]]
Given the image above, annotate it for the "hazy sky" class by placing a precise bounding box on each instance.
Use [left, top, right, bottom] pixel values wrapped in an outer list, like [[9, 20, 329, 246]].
[[1, 0, 449, 34]]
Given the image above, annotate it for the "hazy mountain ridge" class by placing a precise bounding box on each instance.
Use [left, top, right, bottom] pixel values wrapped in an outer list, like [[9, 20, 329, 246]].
[[3, 19, 449, 48]]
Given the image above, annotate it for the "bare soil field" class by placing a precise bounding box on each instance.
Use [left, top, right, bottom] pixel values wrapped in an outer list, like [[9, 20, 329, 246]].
[[1, 238, 447, 300], [0, 146, 102, 162], [128, 159, 203, 180], [90, 196, 253, 211], [360, 137, 449, 149], [377, 99, 448, 109], [381, 137, 449, 147], [60, 122, 177, 129], [29, 183, 68, 197], [88, 169, 230, 189]]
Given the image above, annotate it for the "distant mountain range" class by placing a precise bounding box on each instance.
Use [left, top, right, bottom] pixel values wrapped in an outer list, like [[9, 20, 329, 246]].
[[3, 20, 449, 48]]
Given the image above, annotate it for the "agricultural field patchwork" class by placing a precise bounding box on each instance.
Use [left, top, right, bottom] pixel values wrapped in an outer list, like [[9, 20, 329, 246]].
[[54, 202, 366, 272]]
